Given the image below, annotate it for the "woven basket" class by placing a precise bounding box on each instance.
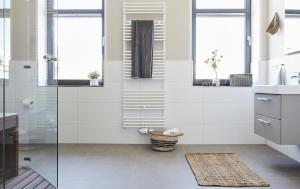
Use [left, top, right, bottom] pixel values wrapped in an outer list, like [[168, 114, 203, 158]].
[[149, 131, 183, 152]]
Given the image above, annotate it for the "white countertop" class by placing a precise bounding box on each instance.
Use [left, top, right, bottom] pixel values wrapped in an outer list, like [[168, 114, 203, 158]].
[[0, 113, 18, 119], [253, 85, 300, 94]]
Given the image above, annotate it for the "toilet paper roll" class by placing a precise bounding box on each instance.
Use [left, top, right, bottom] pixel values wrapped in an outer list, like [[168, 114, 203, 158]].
[[22, 99, 34, 108]]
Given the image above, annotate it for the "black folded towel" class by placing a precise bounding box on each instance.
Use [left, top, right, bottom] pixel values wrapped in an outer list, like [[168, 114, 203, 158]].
[[131, 20, 154, 79]]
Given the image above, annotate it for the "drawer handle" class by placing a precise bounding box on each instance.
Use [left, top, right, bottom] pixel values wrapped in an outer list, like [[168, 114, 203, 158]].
[[257, 118, 272, 126], [257, 97, 271, 101]]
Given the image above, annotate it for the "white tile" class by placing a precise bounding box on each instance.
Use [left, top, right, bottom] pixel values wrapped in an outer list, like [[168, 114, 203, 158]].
[[10, 61, 37, 82], [0, 102, 16, 113], [166, 83, 204, 102], [0, 82, 16, 102], [203, 102, 253, 125], [58, 124, 78, 143], [14, 82, 37, 102], [204, 87, 254, 102], [15, 101, 38, 115], [77, 102, 122, 123], [58, 102, 78, 124], [4, 102, 16, 113], [58, 87, 77, 102], [204, 124, 265, 144], [77, 123, 141, 144], [166, 123, 204, 144], [267, 57, 286, 85], [167, 102, 204, 124], [77, 82, 121, 102]]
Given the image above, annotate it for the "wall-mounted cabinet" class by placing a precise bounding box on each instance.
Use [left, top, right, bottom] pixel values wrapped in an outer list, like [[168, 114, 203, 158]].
[[254, 93, 300, 145]]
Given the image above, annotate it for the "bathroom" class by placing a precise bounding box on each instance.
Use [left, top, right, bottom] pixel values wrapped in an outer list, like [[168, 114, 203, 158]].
[[0, 0, 300, 188]]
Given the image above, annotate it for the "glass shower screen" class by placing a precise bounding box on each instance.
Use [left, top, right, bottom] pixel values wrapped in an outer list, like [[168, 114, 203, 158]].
[[1, 0, 58, 188]]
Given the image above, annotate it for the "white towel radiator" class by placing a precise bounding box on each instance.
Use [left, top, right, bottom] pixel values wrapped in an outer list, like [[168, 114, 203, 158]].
[[122, 2, 166, 128]]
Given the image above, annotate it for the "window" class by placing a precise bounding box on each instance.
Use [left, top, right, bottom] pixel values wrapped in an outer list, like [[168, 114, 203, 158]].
[[285, 1, 300, 9], [192, 0, 251, 86], [0, 0, 10, 79], [47, 0, 104, 86], [285, 1, 300, 53]]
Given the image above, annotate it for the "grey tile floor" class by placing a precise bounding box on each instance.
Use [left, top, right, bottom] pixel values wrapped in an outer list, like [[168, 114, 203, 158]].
[[21, 144, 300, 189]]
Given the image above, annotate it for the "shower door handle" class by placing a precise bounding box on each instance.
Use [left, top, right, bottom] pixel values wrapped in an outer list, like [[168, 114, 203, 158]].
[[43, 54, 59, 62]]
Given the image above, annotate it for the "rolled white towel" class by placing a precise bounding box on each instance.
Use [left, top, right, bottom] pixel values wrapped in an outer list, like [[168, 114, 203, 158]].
[[139, 128, 154, 134], [139, 128, 149, 134], [163, 128, 180, 135]]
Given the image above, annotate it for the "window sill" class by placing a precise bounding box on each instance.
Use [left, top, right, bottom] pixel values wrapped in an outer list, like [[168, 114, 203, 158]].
[[58, 85, 104, 87], [193, 79, 230, 86], [193, 79, 252, 87], [44, 79, 104, 87], [193, 85, 252, 88]]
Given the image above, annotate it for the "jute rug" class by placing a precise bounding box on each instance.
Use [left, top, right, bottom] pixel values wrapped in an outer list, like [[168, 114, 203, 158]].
[[185, 153, 270, 187]]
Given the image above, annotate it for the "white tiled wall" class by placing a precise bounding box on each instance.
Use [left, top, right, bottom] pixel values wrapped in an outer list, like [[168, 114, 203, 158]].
[[5, 0, 265, 145], [56, 60, 264, 144], [268, 54, 300, 85], [3, 60, 57, 144], [3, 60, 264, 144]]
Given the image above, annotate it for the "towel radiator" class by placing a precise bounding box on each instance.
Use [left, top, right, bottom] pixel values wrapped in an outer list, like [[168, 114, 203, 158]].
[[122, 2, 166, 128]]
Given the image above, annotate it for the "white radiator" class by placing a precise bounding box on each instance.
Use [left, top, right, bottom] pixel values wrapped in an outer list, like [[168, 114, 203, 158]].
[[122, 2, 166, 128]]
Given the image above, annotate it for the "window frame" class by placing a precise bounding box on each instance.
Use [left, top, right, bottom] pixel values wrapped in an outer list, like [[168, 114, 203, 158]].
[[286, 9, 300, 16], [47, 0, 105, 86], [192, 0, 251, 86]]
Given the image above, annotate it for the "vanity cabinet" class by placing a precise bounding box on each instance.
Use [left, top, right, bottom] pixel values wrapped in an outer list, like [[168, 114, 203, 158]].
[[254, 94, 300, 145], [0, 114, 19, 184]]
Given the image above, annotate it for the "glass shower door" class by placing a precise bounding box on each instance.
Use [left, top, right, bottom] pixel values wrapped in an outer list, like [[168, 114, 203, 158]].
[[1, 0, 13, 186], [1, 0, 58, 188], [0, 0, 6, 186]]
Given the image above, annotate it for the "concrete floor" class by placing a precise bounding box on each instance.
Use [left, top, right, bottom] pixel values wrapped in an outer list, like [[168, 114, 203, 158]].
[[18, 144, 300, 189], [55, 144, 300, 189]]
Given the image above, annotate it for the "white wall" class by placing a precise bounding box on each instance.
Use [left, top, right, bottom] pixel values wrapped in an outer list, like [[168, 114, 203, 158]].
[[57, 0, 263, 144], [58, 60, 263, 144], [105, 0, 191, 60], [6, 0, 264, 145], [252, 0, 269, 85], [265, 0, 300, 162]]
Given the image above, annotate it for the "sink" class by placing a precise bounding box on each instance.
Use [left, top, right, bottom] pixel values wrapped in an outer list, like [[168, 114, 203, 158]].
[[253, 85, 300, 94]]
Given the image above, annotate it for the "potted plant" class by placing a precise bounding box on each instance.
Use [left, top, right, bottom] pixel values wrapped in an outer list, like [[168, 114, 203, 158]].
[[204, 49, 223, 86], [88, 71, 100, 86]]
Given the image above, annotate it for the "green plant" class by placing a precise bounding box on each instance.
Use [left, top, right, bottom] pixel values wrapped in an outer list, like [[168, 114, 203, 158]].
[[204, 49, 223, 79], [88, 71, 100, 80]]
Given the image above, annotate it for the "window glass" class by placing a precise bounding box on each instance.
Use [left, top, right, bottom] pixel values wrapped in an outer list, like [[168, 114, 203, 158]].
[[55, 0, 102, 9], [0, 0, 10, 9], [0, 18, 10, 79], [285, 0, 300, 9], [195, 15, 245, 79], [285, 16, 300, 52], [196, 0, 245, 9], [54, 17, 102, 80]]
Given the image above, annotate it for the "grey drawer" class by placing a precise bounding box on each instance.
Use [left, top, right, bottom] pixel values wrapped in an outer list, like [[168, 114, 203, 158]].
[[255, 94, 281, 119], [254, 114, 281, 144]]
